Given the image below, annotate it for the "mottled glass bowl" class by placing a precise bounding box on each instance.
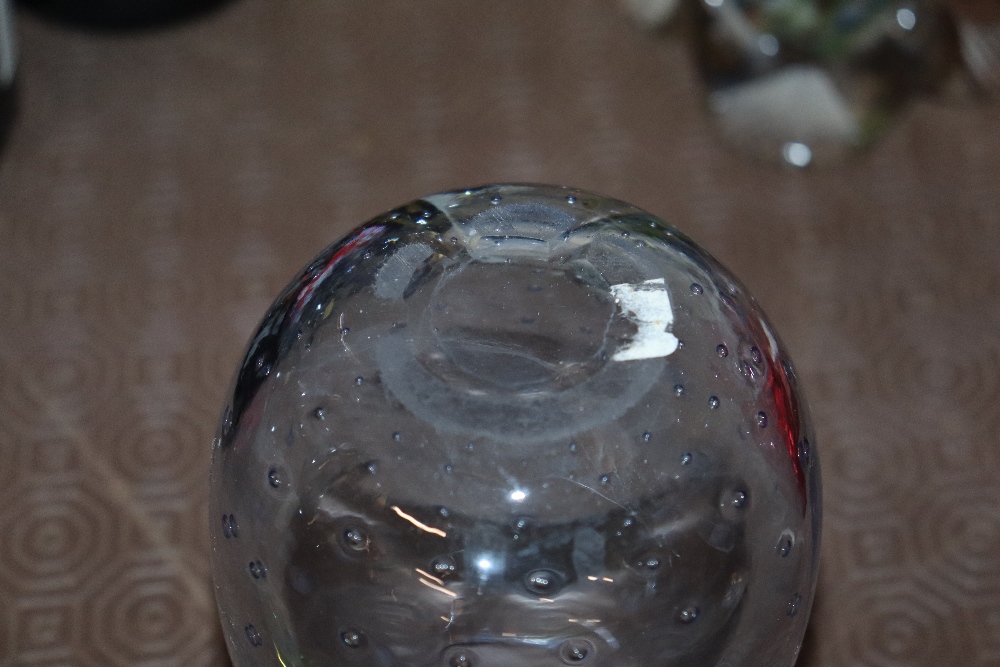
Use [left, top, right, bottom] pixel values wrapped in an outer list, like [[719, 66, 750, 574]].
[[209, 184, 821, 667]]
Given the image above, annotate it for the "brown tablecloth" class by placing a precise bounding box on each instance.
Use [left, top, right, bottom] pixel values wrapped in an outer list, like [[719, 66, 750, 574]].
[[1, 1, 999, 665]]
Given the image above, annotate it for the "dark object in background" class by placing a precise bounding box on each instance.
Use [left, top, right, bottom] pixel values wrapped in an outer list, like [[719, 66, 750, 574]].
[[18, 0, 232, 30], [0, 0, 15, 154]]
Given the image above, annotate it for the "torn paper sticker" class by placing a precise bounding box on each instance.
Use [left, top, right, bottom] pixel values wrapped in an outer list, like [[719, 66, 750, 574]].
[[610, 278, 679, 361]]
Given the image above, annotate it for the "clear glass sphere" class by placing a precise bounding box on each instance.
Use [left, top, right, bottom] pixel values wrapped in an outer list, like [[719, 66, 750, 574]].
[[209, 184, 821, 667]]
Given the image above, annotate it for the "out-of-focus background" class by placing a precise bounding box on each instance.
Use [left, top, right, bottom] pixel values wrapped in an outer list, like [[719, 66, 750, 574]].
[[0, 0, 999, 665]]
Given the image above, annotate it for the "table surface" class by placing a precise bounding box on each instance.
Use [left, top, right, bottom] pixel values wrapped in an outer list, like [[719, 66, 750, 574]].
[[1, 1, 999, 665]]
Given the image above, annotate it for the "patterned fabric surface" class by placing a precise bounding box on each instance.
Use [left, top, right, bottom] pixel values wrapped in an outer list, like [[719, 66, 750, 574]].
[[1, 1, 999, 665]]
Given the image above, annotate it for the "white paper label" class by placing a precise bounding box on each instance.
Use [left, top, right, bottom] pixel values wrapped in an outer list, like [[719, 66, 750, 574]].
[[610, 278, 679, 361]]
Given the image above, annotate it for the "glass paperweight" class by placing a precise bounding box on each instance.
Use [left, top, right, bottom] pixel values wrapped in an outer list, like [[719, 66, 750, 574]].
[[695, 0, 954, 166], [209, 184, 821, 667], [950, 0, 1000, 97], [621, 0, 686, 30]]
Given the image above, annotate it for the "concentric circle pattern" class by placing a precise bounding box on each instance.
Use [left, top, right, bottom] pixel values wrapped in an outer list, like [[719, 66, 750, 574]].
[[111, 413, 209, 494], [86, 559, 215, 666], [3, 340, 116, 427], [842, 581, 966, 667], [915, 487, 1000, 600], [1, 1, 1000, 665], [0, 485, 116, 594]]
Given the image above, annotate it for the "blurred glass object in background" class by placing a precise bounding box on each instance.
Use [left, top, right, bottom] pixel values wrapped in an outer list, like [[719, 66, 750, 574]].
[[0, 0, 15, 152], [950, 0, 1000, 95], [210, 185, 821, 667], [623, 0, 993, 166], [623, 0, 686, 29], [695, 0, 955, 166]]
